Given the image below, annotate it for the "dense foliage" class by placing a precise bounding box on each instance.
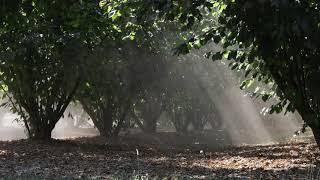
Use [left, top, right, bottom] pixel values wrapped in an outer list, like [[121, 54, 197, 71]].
[[0, 0, 318, 149], [145, 0, 320, 146], [0, 0, 136, 139], [0, 0, 100, 139]]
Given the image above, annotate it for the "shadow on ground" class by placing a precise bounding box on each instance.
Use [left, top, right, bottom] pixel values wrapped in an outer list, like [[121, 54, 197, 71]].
[[0, 136, 319, 179]]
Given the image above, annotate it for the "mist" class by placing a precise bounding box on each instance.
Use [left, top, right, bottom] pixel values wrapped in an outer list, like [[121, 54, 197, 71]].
[[0, 105, 98, 141], [0, 45, 303, 146], [176, 52, 303, 145]]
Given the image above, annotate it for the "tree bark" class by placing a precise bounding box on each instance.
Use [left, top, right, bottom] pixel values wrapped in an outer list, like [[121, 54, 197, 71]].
[[30, 125, 52, 140], [144, 118, 157, 133], [310, 125, 320, 148]]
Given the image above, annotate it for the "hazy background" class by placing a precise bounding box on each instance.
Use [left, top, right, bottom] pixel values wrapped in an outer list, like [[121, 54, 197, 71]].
[[0, 51, 305, 145]]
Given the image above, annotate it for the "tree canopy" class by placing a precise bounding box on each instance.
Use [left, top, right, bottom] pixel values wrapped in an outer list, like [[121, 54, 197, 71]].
[[0, 0, 319, 148], [146, 0, 320, 146]]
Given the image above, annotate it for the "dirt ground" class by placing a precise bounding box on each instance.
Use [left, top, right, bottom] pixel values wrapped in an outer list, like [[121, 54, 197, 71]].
[[0, 133, 319, 179]]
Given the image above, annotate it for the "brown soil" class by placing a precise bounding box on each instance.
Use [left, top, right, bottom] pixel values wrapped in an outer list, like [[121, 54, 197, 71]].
[[0, 133, 319, 179]]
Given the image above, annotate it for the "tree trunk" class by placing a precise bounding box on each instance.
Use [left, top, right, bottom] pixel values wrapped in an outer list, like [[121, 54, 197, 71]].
[[310, 126, 320, 148], [296, 106, 320, 149], [144, 118, 157, 134], [30, 126, 52, 140], [103, 113, 114, 137]]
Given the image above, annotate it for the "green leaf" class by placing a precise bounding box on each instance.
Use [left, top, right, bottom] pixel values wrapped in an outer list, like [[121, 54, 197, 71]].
[[262, 94, 271, 102], [231, 63, 238, 70], [228, 50, 237, 60], [211, 52, 223, 61]]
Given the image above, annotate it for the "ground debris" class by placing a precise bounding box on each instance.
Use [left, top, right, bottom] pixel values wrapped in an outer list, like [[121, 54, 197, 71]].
[[0, 137, 319, 179]]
